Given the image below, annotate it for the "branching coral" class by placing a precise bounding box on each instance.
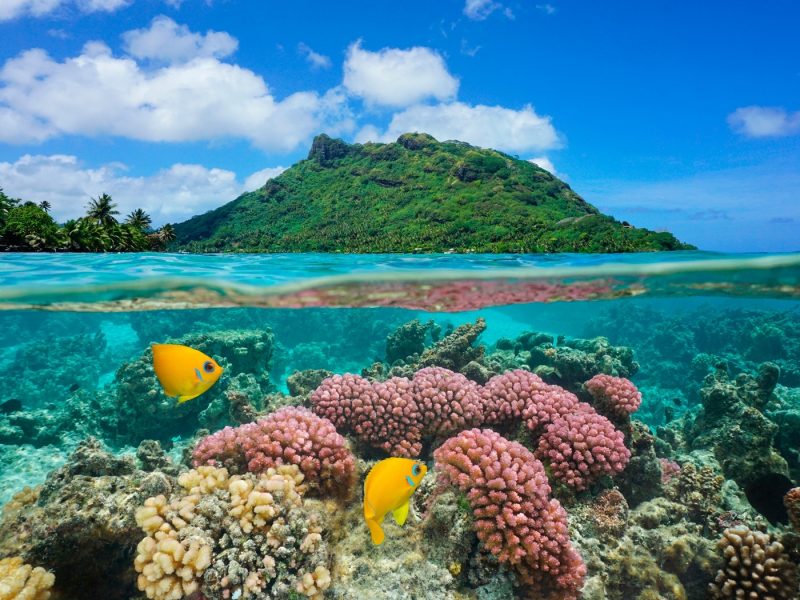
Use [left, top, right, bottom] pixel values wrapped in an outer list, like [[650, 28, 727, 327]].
[[192, 407, 355, 498], [310, 367, 633, 491], [0, 557, 55, 600], [708, 527, 798, 599], [784, 487, 800, 533], [585, 374, 642, 418], [134, 464, 331, 600], [434, 428, 586, 599], [535, 405, 631, 491]]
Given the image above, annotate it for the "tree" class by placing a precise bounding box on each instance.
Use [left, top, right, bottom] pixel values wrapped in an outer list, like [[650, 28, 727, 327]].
[[39, 201, 51, 213], [158, 223, 176, 244], [2, 204, 60, 249], [125, 208, 152, 231], [86, 193, 119, 227]]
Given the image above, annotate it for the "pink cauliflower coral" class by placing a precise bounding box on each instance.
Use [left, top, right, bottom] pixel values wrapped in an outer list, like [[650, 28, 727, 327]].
[[435, 429, 586, 599], [309, 373, 376, 432], [535, 405, 631, 491], [584, 374, 642, 418], [412, 367, 483, 437], [193, 407, 355, 497], [784, 487, 800, 533]]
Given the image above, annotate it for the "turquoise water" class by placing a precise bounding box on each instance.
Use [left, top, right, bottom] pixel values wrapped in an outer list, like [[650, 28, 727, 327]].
[[1, 251, 799, 600]]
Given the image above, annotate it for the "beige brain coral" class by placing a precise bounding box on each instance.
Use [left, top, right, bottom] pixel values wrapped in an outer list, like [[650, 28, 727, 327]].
[[709, 527, 798, 599], [0, 557, 55, 600]]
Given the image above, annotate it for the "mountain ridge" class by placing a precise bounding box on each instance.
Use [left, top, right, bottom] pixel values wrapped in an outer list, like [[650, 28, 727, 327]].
[[173, 133, 693, 253]]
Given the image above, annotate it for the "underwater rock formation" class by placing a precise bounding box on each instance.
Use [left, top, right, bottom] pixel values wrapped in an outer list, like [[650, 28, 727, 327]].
[[115, 329, 274, 443], [0, 438, 177, 600], [192, 407, 356, 498], [684, 364, 789, 488], [384, 318, 440, 365], [434, 428, 586, 599]]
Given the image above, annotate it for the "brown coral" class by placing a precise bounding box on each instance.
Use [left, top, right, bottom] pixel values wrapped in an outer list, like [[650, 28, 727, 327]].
[[665, 462, 724, 522], [784, 487, 800, 533], [0, 557, 55, 600], [708, 527, 798, 599]]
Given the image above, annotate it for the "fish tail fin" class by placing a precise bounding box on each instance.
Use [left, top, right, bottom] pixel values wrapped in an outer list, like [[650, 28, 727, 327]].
[[366, 518, 385, 545]]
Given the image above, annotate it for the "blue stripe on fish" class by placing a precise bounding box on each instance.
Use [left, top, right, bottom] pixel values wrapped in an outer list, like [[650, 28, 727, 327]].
[[406, 475, 415, 487], [195, 368, 204, 382]]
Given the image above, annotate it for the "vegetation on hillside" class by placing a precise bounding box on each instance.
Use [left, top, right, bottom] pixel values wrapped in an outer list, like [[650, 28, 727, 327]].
[[0, 188, 175, 252], [174, 133, 693, 253]]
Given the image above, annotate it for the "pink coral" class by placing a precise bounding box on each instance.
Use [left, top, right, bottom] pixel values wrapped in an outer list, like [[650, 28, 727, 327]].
[[784, 487, 800, 533], [659, 458, 681, 485], [309, 373, 376, 432], [435, 429, 586, 599], [535, 405, 631, 491], [412, 367, 483, 437], [192, 407, 355, 497], [584, 374, 642, 418]]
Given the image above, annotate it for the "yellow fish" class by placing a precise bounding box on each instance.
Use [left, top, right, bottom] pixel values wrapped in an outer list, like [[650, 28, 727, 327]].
[[363, 457, 427, 545], [151, 344, 223, 404]]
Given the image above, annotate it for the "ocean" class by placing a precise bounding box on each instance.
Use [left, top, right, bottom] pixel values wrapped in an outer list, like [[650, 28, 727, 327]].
[[0, 251, 799, 600]]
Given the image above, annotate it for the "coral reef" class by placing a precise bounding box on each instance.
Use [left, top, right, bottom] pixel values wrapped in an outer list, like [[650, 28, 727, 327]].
[[434, 428, 586, 599], [0, 438, 177, 600], [115, 329, 275, 443], [134, 464, 332, 600], [784, 487, 800, 533], [0, 557, 55, 600], [192, 407, 356, 498], [585, 373, 642, 419], [708, 527, 798, 599], [535, 405, 631, 491]]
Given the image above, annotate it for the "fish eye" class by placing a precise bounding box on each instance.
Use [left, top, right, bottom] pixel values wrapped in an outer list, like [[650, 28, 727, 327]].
[[412, 463, 421, 476], [203, 361, 215, 373]]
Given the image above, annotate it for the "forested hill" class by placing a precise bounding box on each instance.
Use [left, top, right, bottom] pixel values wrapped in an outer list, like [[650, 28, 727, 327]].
[[173, 133, 692, 253]]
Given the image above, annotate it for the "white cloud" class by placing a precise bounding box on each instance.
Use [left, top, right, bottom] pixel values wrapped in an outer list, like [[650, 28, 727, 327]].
[[364, 102, 560, 153], [728, 105, 800, 138], [463, 0, 500, 20], [528, 156, 556, 174], [298, 43, 331, 70], [0, 154, 285, 226], [0, 39, 352, 151], [0, 0, 129, 20], [536, 3, 557, 15], [243, 166, 287, 191], [343, 41, 459, 108], [122, 16, 238, 63]]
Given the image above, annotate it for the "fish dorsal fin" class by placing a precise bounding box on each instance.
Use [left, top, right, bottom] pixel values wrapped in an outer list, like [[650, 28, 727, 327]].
[[392, 501, 410, 526]]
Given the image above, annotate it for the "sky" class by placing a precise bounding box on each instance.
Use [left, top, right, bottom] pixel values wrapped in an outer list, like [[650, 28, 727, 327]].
[[0, 0, 798, 252]]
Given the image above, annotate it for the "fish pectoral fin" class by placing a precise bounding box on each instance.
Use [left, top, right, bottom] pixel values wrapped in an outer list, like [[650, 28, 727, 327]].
[[176, 393, 200, 404], [392, 501, 410, 526], [366, 518, 385, 545]]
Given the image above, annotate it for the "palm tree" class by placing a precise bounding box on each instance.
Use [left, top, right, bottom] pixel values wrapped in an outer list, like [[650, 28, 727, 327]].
[[125, 208, 152, 231], [86, 193, 119, 227], [158, 223, 176, 245], [39, 201, 51, 213]]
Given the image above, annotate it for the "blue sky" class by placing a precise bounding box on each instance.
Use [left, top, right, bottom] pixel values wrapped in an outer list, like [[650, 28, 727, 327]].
[[0, 0, 798, 251]]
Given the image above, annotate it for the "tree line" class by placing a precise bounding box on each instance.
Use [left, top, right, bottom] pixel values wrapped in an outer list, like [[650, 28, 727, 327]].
[[0, 188, 175, 252]]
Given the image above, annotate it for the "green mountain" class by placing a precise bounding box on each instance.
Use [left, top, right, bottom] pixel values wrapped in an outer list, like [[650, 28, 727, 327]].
[[173, 133, 693, 253]]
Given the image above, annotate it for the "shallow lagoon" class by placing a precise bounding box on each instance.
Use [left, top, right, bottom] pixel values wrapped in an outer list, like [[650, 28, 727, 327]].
[[1, 251, 799, 600]]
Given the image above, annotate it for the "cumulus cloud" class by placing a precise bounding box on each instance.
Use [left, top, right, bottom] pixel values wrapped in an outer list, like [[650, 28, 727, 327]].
[[243, 166, 287, 191], [298, 43, 331, 70], [536, 4, 557, 15], [363, 102, 560, 153], [122, 16, 238, 63], [728, 105, 800, 138], [0, 39, 352, 151], [0, 0, 129, 20], [0, 154, 283, 226], [528, 156, 556, 174], [343, 41, 459, 108]]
